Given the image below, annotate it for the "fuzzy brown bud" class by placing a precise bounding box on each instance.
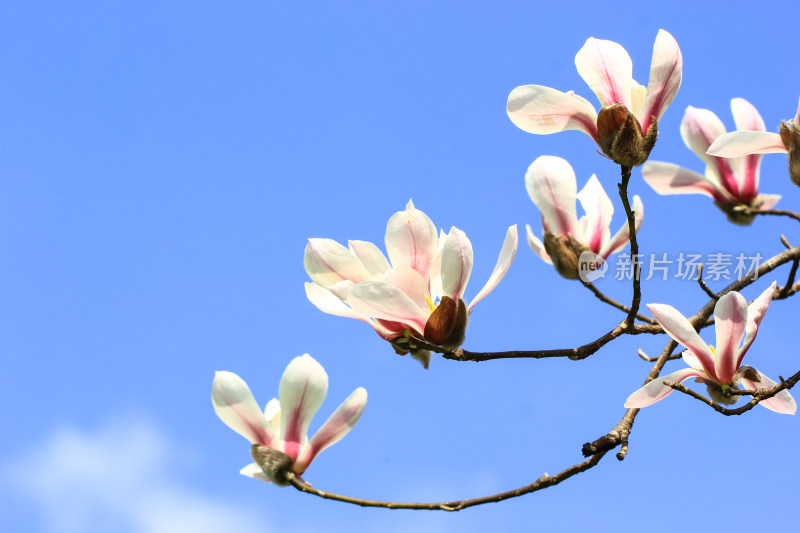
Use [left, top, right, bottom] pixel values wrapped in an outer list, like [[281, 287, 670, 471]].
[[543, 232, 591, 280], [423, 296, 468, 349], [251, 444, 293, 486], [596, 103, 658, 167], [779, 120, 800, 186]]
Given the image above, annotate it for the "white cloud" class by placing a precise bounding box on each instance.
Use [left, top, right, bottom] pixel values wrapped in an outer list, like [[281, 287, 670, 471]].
[[4, 418, 271, 533]]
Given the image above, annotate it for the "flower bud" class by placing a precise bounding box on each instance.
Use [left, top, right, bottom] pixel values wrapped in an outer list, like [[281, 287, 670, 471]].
[[251, 444, 293, 486], [597, 103, 658, 167], [543, 232, 591, 280], [779, 120, 800, 186], [423, 296, 468, 349]]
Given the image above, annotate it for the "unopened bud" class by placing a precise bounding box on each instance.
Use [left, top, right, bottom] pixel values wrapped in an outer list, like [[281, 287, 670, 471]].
[[251, 444, 293, 486], [596, 103, 658, 167], [423, 296, 468, 349], [779, 120, 800, 186], [543, 232, 591, 280]]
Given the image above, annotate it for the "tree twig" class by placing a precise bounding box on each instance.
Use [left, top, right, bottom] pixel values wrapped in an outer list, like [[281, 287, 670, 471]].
[[696, 264, 718, 300], [581, 280, 658, 325]]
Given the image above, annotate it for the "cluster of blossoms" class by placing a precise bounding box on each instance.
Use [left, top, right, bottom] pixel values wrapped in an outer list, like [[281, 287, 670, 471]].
[[212, 29, 797, 488]]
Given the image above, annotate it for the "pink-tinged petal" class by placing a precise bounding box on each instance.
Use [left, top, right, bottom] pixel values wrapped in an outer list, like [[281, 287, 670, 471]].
[[348, 280, 429, 334], [647, 303, 719, 381], [737, 368, 796, 415], [385, 200, 439, 276], [428, 229, 447, 301], [681, 350, 706, 372], [279, 354, 328, 462], [239, 463, 271, 483], [638, 29, 682, 133], [600, 194, 643, 257], [576, 175, 613, 254], [526, 224, 552, 264], [525, 156, 579, 238], [574, 37, 632, 108], [506, 85, 598, 140], [624, 367, 706, 408], [707, 131, 787, 158], [755, 194, 781, 210], [713, 292, 748, 383], [304, 239, 371, 288], [348, 240, 390, 278], [630, 79, 646, 116], [212, 371, 274, 447], [680, 106, 739, 197], [469, 225, 518, 311], [731, 98, 767, 201], [440, 227, 474, 299], [297, 387, 368, 473], [264, 398, 281, 434], [737, 281, 776, 366], [641, 161, 728, 202], [382, 265, 429, 309], [304, 282, 394, 338]]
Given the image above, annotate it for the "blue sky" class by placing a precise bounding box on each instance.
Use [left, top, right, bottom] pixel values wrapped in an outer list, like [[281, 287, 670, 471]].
[[2, 2, 800, 532]]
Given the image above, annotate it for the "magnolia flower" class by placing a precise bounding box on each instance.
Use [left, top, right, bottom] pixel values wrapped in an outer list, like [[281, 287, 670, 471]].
[[525, 156, 643, 280], [708, 97, 800, 187], [212, 354, 367, 484], [625, 282, 796, 414], [642, 99, 780, 225], [507, 30, 682, 166], [304, 201, 518, 362]]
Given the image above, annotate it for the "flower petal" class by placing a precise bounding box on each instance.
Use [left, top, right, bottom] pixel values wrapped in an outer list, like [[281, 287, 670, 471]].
[[730, 98, 767, 201], [737, 368, 796, 415], [506, 85, 598, 140], [647, 303, 718, 380], [526, 224, 552, 264], [737, 282, 776, 367], [299, 387, 368, 473], [440, 227, 474, 299], [755, 194, 781, 210], [574, 36, 632, 108], [382, 265, 429, 310], [212, 371, 274, 446], [304, 239, 371, 288], [348, 240, 390, 278], [525, 156, 579, 238], [680, 106, 739, 197], [600, 194, 643, 257], [713, 292, 748, 383], [348, 280, 429, 334], [385, 200, 439, 276], [638, 29, 682, 133], [304, 282, 394, 338], [240, 463, 271, 483], [279, 354, 328, 462], [707, 131, 787, 158], [624, 367, 705, 408], [641, 161, 728, 202], [576, 175, 613, 254], [264, 398, 281, 434], [468, 225, 518, 311]]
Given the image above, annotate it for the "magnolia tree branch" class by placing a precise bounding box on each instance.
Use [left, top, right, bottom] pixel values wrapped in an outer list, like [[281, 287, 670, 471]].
[[286, 452, 606, 512], [617, 165, 642, 329], [664, 367, 800, 415], [580, 280, 659, 325], [696, 264, 719, 300], [738, 206, 800, 224]]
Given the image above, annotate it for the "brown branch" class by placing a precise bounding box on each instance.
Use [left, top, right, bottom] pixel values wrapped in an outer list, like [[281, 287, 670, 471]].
[[696, 264, 718, 300], [617, 165, 642, 329], [581, 280, 658, 325], [738, 207, 800, 224], [286, 452, 607, 511], [637, 348, 681, 362], [664, 368, 800, 415]]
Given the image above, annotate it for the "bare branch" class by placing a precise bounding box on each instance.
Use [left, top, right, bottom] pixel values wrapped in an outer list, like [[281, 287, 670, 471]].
[[581, 280, 658, 325], [736, 206, 800, 224], [696, 264, 719, 300]]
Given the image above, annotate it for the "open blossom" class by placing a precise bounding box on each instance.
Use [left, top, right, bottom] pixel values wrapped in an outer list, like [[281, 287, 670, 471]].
[[625, 283, 795, 414], [507, 30, 682, 166], [708, 97, 800, 187], [304, 201, 518, 363], [525, 156, 643, 280], [212, 354, 367, 484], [642, 99, 781, 225]]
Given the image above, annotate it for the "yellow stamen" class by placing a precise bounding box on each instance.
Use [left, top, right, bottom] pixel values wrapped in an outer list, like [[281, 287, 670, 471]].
[[708, 345, 716, 354], [424, 294, 436, 313]]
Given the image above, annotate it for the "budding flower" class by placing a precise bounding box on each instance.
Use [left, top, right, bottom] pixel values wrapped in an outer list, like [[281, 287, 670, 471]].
[[542, 232, 590, 280], [779, 119, 800, 186], [597, 103, 658, 167]]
